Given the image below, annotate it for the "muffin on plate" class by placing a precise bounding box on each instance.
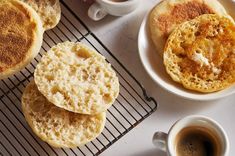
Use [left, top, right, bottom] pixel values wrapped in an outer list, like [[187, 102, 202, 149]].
[[149, 0, 229, 56], [164, 14, 235, 92]]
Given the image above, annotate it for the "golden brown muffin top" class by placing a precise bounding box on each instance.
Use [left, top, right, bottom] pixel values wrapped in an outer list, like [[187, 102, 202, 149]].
[[156, 0, 214, 38], [164, 14, 235, 92], [0, 1, 36, 73]]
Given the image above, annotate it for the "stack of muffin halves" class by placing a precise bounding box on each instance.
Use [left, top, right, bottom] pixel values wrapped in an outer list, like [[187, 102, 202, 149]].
[[22, 41, 120, 148], [0, 0, 120, 148]]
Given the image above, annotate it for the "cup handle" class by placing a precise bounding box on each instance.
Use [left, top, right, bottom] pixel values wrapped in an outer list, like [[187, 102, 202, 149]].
[[88, 2, 108, 21], [152, 132, 168, 152]]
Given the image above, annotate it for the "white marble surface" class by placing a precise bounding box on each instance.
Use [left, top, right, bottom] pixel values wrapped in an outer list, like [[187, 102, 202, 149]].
[[65, 0, 235, 155]]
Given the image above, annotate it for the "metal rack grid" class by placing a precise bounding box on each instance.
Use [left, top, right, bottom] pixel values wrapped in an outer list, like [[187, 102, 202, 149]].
[[0, 1, 158, 156]]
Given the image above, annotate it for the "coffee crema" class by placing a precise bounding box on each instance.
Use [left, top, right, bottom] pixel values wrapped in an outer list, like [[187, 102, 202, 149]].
[[175, 126, 222, 156]]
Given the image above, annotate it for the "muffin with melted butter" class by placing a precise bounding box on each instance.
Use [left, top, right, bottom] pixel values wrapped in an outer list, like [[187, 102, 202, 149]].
[[149, 0, 229, 56], [164, 14, 235, 92]]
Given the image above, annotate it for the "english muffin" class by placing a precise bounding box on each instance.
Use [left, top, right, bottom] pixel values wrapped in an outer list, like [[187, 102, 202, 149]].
[[164, 14, 235, 92], [149, 0, 229, 56], [22, 81, 106, 148], [34, 41, 119, 114], [21, 0, 61, 30], [0, 0, 43, 80]]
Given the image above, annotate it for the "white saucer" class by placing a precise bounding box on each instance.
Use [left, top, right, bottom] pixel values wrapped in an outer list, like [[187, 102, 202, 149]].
[[137, 14, 235, 101]]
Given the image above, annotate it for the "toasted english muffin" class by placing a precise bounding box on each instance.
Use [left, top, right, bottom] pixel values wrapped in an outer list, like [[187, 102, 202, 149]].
[[22, 81, 106, 148], [164, 14, 235, 93], [34, 41, 119, 114], [21, 0, 61, 30], [149, 0, 229, 56], [0, 0, 43, 80]]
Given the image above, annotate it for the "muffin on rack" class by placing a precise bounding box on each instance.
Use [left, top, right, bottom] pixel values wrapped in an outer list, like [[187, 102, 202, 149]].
[[22, 41, 119, 148], [0, 0, 43, 79], [22, 81, 106, 148], [20, 0, 61, 30], [34, 41, 120, 114]]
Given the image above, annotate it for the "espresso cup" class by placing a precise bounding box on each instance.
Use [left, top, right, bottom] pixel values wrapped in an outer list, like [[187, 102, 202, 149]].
[[88, 0, 139, 21], [153, 115, 229, 156]]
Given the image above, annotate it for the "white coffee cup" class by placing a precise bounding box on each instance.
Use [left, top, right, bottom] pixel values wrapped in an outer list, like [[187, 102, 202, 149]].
[[152, 115, 229, 156], [88, 0, 139, 21]]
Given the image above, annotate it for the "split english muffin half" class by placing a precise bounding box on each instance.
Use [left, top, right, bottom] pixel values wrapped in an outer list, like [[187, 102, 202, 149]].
[[20, 0, 61, 30], [0, 0, 43, 79], [22, 81, 106, 148], [148, 0, 230, 56], [34, 41, 120, 114], [164, 14, 235, 93]]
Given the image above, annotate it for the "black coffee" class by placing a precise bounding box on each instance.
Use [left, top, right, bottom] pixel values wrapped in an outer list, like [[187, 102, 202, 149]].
[[109, 0, 127, 2], [175, 127, 221, 156]]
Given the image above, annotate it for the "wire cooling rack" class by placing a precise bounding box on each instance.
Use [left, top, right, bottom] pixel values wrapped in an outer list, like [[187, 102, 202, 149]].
[[0, 1, 158, 156]]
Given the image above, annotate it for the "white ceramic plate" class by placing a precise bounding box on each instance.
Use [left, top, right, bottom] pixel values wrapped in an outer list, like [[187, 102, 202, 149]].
[[138, 13, 235, 101]]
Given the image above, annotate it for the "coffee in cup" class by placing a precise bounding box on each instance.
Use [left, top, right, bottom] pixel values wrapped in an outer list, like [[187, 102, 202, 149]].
[[152, 115, 229, 156], [175, 126, 221, 156]]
